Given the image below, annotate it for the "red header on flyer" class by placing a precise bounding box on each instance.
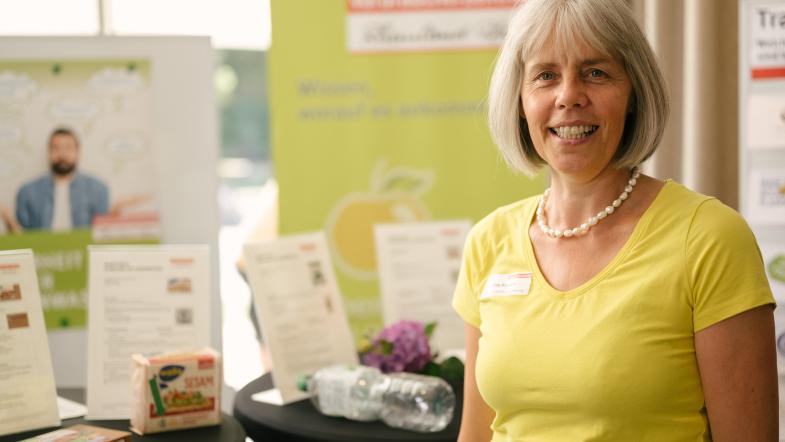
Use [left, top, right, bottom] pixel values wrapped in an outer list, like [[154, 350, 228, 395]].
[[751, 67, 785, 80]]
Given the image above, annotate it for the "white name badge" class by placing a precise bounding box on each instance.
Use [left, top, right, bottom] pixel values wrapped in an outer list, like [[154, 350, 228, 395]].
[[480, 272, 532, 299]]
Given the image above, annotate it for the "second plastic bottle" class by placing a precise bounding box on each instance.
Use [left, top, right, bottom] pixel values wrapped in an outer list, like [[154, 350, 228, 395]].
[[304, 365, 455, 432]]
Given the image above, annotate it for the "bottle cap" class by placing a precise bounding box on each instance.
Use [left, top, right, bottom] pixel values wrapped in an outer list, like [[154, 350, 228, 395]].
[[296, 374, 312, 392]]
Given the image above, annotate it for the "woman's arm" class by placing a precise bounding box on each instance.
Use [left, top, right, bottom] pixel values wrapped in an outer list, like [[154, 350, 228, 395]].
[[695, 305, 778, 441], [457, 323, 495, 442]]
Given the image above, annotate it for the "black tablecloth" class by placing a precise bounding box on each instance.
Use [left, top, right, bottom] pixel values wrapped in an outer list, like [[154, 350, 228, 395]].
[[0, 388, 246, 442], [233, 373, 462, 442]]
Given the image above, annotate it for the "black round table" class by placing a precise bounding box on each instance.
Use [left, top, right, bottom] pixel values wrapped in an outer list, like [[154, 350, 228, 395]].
[[0, 388, 246, 442], [233, 373, 462, 442]]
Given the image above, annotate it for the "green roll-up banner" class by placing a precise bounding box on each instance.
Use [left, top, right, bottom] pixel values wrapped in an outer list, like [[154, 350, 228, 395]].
[[269, 0, 545, 342]]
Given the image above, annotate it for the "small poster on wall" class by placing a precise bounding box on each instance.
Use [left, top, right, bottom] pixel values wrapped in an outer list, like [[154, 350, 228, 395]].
[[746, 168, 785, 225], [748, 2, 785, 80], [746, 93, 785, 149], [0, 60, 160, 330]]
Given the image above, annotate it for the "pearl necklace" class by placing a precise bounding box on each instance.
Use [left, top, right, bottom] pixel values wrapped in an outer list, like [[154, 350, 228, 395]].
[[536, 167, 641, 239]]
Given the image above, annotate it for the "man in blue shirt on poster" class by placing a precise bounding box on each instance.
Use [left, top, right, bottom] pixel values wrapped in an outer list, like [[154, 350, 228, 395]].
[[16, 127, 109, 231]]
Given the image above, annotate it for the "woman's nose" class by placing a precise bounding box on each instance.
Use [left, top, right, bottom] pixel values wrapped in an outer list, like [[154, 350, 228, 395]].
[[555, 76, 588, 109]]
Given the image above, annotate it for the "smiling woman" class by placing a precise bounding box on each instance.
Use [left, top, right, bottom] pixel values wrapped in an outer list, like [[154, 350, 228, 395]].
[[520, 39, 632, 180], [453, 0, 778, 441], [488, 0, 667, 177]]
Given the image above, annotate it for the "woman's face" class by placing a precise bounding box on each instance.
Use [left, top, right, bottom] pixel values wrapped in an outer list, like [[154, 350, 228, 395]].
[[520, 38, 632, 179]]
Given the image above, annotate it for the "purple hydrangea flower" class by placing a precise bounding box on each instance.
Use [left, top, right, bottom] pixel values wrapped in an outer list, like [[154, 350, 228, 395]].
[[361, 320, 433, 373]]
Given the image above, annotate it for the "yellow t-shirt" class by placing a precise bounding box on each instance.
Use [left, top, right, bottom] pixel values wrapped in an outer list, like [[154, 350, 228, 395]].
[[452, 180, 775, 441]]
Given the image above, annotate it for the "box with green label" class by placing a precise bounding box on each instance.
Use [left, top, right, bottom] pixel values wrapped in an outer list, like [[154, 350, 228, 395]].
[[130, 348, 221, 434]]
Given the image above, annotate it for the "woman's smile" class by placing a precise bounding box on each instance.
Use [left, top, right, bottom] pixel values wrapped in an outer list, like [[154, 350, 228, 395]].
[[550, 125, 598, 140]]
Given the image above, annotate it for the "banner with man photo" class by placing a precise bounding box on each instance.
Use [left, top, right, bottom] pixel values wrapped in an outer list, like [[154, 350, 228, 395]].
[[0, 60, 160, 329]]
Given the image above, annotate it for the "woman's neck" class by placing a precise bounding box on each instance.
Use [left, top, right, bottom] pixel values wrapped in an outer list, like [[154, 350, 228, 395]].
[[544, 166, 633, 229]]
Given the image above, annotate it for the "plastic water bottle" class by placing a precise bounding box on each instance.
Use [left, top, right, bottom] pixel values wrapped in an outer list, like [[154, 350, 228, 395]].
[[304, 365, 383, 421], [377, 372, 456, 432], [301, 365, 456, 432]]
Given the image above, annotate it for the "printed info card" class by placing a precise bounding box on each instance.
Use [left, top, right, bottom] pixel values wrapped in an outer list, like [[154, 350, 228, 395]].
[[244, 232, 358, 404], [0, 249, 59, 436], [374, 220, 471, 352], [86, 245, 210, 419]]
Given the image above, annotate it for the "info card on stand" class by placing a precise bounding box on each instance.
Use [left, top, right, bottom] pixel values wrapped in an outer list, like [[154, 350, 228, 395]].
[[86, 245, 210, 419], [244, 232, 358, 404], [374, 220, 471, 352], [0, 250, 60, 436]]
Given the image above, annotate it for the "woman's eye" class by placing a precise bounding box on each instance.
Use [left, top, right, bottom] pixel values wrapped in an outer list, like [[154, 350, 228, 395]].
[[588, 69, 606, 78], [537, 72, 555, 81]]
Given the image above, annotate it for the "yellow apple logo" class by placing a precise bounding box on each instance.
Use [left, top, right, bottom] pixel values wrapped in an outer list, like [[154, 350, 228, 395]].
[[326, 159, 433, 279]]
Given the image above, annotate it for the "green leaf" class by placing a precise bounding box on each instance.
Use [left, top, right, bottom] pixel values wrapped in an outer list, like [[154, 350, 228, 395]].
[[424, 322, 437, 338], [421, 361, 441, 377], [378, 339, 394, 355], [438, 357, 465, 383], [296, 375, 311, 393], [357, 339, 372, 354], [769, 255, 785, 283], [376, 167, 434, 196]]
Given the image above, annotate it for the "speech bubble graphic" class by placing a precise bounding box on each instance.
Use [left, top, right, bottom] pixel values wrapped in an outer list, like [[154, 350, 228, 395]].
[[89, 67, 145, 111], [88, 67, 144, 96], [0, 120, 22, 149], [0, 151, 22, 180], [0, 71, 37, 104], [103, 132, 147, 173], [48, 94, 102, 127]]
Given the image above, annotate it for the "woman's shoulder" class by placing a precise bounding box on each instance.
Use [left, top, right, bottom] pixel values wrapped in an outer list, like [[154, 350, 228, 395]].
[[656, 180, 713, 209], [656, 180, 753, 243], [468, 194, 540, 240]]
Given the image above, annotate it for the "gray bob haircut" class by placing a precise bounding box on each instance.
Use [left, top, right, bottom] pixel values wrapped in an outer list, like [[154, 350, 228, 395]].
[[488, 0, 669, 175]]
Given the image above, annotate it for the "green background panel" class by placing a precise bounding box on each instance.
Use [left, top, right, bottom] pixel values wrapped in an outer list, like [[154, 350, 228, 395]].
[[269, 0, 546, 341]]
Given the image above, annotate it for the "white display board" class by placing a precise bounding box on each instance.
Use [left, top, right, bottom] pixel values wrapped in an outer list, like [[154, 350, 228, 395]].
[[86, 245, 211, 419], [0, 249, 60, 436], [243, 232, 358, 405], [374, 220, 470, 352], [0, 37, 221, 387]]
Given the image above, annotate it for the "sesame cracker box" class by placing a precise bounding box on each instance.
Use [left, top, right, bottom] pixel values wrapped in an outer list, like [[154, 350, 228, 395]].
[[130, 348, 221, 434]]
